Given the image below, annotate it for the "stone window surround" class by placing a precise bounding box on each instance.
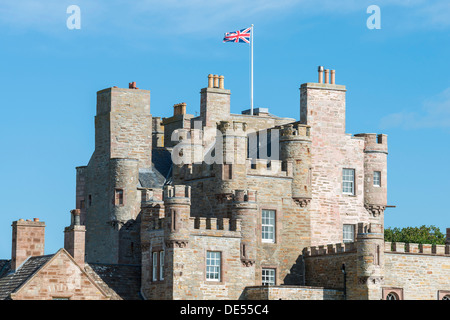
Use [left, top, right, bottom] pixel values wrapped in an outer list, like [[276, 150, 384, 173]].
[[151, 246, 164, 283], [342, 168, 356, 196], [204, 250, 224, 284], [114, 188, 125, 207], [382, 287, 403, 300], [261, 266, 277, 286], [342, 224, 355, 243], [258, 205, 282, 245], [373, 171, 381, 187], [438, 290, 450, 300]]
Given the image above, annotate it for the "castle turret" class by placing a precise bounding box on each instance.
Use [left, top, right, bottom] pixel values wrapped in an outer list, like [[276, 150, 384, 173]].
[[216, 120, 248, 195], [163, 185, 191, 248], [279, 122, 312, 206], [355, 222, 384, 300], [354, 133, 388, 219], [232, 190, 258, 267]]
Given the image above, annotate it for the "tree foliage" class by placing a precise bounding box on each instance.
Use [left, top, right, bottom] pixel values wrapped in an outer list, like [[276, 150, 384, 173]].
[[384, 225, 446, 245]]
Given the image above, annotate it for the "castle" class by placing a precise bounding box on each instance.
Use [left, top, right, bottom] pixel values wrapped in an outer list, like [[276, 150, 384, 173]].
[[1, 67, 449, 300]]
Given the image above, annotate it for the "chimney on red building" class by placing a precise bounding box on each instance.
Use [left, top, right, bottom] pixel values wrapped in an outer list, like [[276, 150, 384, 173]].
[[64, 209, 86, 266], [11, 218, 46, 271]]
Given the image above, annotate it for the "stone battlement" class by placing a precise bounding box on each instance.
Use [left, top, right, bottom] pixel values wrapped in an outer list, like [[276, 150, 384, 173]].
[[385, 242, 450, 256], [278, 122, 311, 139], [164, 185, 191, 199], [146, 216, 242, 235], [302, 242, 357, 257], [303, 241, 450, 258], [246, 159, 291, 178]]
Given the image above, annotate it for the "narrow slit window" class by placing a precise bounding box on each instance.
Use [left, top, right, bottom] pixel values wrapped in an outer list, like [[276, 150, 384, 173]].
[[115, 189, 124, 206]]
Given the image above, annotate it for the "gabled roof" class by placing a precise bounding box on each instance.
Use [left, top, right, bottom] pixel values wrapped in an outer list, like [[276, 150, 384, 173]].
[[0, 249, 112, 300], [0, 255, 54, 300]]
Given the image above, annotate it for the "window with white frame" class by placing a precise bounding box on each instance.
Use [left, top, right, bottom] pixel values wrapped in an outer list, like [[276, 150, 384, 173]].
[[206, 251, 221, 281], [373, 171, 381, 187], [262, 268, 276, 286], [342, 169, 355, 195], [151, 250, 164, 281], [343, 224, 355, 243], [261, 210, 275, 243], [152, 252, 158, 281], [159, 251, 164, 280]]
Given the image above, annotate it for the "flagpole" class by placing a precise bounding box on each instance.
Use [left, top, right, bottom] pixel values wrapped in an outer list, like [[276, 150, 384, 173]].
[[250, 24, 254, 116]]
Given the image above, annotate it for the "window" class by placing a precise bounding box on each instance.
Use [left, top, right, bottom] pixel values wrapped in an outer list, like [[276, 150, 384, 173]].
[[386, 292, 399, 300], [342, 169, 355, 195], [343, 224, 354, 243], [88, 195, 92, 207], [206, 251, 221, 281], [373, 171, 381, 187], [52, 297, 70, 300], [159, 251, 164, 281], [262, 210, 276, 243], [152, 252, 158, 281], [383, 288, 403, 300], [262, 268, 276, 286], [115, 189, 124, 206]]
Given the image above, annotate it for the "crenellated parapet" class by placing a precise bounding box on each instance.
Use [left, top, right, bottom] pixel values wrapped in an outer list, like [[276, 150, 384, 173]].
[[302, 242, 357, 257], [246, 159, 292, 178], [385, 242, 450, 256]]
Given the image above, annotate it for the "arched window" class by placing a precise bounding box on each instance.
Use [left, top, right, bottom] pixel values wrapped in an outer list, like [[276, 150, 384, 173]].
[[386, 292, 399, 300]]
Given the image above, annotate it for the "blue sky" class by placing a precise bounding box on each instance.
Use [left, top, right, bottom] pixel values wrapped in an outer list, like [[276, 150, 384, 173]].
[[0, 0, 449, 257]]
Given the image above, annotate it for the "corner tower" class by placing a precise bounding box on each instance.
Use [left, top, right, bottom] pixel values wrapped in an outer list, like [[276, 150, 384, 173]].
[[81, 83, 152, 264]]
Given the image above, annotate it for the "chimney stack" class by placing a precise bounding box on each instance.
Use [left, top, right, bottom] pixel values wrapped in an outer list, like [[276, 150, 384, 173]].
[[128, 82, 138, 89], [11, 218, 46, 271], [64, 209, 86, 266], [318, 66, 324, 84], [173, 102, 187, 116]]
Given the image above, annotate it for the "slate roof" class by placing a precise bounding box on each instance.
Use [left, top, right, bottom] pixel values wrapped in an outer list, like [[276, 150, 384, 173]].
[[87, 263, 142, 300], [0, 255, 54, 300], [139, 148, 173, 188]]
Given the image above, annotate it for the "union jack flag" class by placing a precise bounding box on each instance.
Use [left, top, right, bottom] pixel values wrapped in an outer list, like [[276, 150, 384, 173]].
[[223, 27, 251, 43]]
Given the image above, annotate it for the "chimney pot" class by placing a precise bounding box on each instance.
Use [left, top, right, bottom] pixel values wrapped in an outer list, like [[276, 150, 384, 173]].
[[208, 74, 214, 88], [129, 82, 137, 89], [324, 69, 330, 84], [219, 75, 225, 89], [318, 66, 324, 84], [330, 70, 336, 84], [213, 75, 219, 88]]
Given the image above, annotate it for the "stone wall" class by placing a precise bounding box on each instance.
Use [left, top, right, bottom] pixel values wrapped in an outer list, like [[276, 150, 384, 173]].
[[242, 285, 344, 300], [383, 242, 450, 300]]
